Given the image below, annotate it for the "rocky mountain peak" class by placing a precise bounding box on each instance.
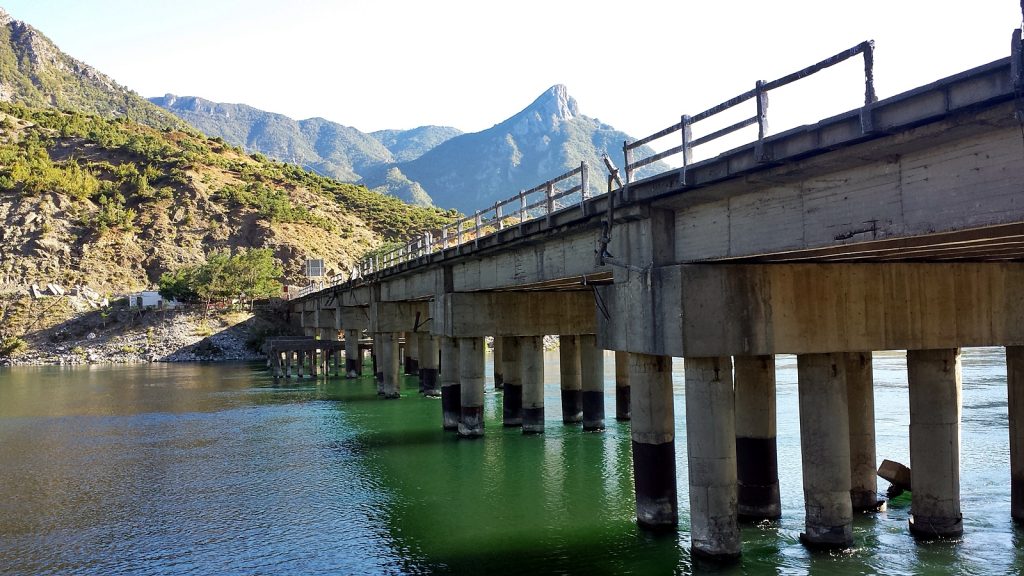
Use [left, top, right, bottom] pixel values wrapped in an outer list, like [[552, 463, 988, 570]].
[[531, 84, 578, 122], [0, 8, 12, 26]]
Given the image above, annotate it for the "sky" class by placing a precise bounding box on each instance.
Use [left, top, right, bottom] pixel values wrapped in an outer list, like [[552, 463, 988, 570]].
[[3, 0, 1022, 147]]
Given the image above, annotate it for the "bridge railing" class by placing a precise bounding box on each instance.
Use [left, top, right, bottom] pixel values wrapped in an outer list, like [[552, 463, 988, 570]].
[[343, 162, 590, 280], [623, 40, 877, 185]]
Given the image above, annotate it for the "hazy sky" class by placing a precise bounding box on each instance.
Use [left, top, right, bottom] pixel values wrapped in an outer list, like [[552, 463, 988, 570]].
[[4, 0, 1021, 143]]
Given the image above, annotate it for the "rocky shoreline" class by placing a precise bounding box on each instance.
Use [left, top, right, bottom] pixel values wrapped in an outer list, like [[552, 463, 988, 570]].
[[1, 306, 281, 367]]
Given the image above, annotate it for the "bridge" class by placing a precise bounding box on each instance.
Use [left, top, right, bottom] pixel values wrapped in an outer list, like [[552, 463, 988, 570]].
[[282, 31, 1024, 560]]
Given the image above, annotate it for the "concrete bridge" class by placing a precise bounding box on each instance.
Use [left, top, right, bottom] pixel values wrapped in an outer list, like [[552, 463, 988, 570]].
[[284, 33, 1024, 559]]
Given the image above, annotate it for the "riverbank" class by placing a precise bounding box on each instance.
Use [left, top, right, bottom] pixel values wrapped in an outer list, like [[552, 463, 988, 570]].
[[0, 304, 289, 366]]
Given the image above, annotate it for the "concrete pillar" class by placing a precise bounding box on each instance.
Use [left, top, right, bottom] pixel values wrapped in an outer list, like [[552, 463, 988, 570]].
[[493, 337, 504, 389], [458, 337, 486, 438], [502, 336, 522, 427], [580, 334, 605, 432], [734, 354, 781, 521], [345, 329, 361, 377], [440, 337, 460, 430], [559, 335, 582, 424], [373, 333, 383, 394], [686, 356, 740, 559], [521, 335, 545, 434], [845, 351, 880, 512], [418, 332, 439, 396], [310, 347, 319, 378], [274, 350, 284, 379], [381, 333, 401, 399], [296, 350, 305, 378], [285, 350, 293, 378], [630, 353, 677, 529], [1009, 346, 1024, 523], [797, 353, 853, 548], [907, 348, 963, 538], [405, 332, 420, 376], [615, 351, 631, 421]]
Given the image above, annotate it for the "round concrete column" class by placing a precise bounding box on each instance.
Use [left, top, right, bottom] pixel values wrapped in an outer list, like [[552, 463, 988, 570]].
[[405, 332, 420, 376], [615, 351, 631, 421], [907, 348, 963, 538], [521, 336, 545, 434], [493, 337, 504, 390], [381, 333, 401, 399], [418, 332, 439, 396], [440, 337, 460, 430], [629, 353, 677, 529], [734, 354, 781, 521], [559, 335, 582, 424], [580, 334, 605, 432], [845, 351, 880, 512], [373, 333, 384, 394], [345, 329, 361, 377], [502, 336, 523, 427], [297, 350, 306, 378], [685, 356, 740, 559], [458, 337, 486, 438], [797, 352, 853, 548], [1009, 346, 1024, 523]]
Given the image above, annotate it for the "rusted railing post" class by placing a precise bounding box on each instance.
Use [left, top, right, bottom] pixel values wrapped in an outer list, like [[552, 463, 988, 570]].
[[474, 211, 482, 247], [519, 190, 527, 226], [457, 219, 464, 247], [755, 80, 769, 162], [580, 161, 589, 216], [496, 202, 504, 230], [623, 140, 634, 184], [545, 182, 555, 225]]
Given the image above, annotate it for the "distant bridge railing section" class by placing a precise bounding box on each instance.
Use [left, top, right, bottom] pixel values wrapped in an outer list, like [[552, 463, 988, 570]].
[[624, 40, 877, 185], [291, 163, 590, 298], [292, 40, 880, 300]]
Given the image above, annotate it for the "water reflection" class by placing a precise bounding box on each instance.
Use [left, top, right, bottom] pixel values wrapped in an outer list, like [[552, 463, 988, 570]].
[[0, 348, 1021, 574]]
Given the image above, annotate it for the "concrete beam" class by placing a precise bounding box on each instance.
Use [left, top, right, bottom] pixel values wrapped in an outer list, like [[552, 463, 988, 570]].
[[369, 301, 430, 334], [339, 306, 370, 331], [432, 291, 596, 338], [597, 263, 1024, 356]]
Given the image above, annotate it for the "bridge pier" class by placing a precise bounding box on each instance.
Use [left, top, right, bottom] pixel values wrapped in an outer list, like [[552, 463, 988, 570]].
[[734, 354, 781, 521], [580, 334, 605, 432], [1009, 346, 1024, 523], [797, 353, 853, 548], [559, 335, 583, 424], [521, 336, 545, 434], [405, 332, 419, 376], [846, 352, 881, 512], [492, 337, 504, 389], [381, 333, 401, 399], [615, 351, 630, 421], [502, 336, 522, 427], [908, 349, 963, 538], [440, 337, 460, 430], [685, 356, 740, 559], [419, 333, 439, 396], [630, 353, 677, 529], [345, 329, 361, 377], [458, 337, 485, 438], [373, 333, 383, 393]]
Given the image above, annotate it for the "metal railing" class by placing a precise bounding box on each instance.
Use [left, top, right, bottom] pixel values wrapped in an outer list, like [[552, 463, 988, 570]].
[[623, 40, 876, 185], [292, 40, 881, 299]]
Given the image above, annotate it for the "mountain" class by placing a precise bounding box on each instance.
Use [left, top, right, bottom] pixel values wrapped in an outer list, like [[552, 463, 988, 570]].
[[0, 9, 186, 131], [363, 85, 666, 214], [0, 103, 452, 293], [370, 126, 464, 163], [149, 94, 396, 182]]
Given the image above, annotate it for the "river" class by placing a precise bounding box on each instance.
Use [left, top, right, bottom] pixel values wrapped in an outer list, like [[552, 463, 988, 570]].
[[1, 348, 1021, 575]]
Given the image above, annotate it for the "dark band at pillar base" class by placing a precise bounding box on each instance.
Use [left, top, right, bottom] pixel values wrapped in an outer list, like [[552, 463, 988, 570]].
[[582, 391, 605, 431], [799, 524, 853, 548], [403, 357, 413, 375], [850, 490, 885, 513], [616, 386, 631, 420], [421, 369, 439, 397], [736, 436, 781, 520], [909, 514, 963, 538], [458, 406, 484, 438], [494, 372, 504, 390], [345, 358, 359, 377], [561, 390, 582, 424], [1013, 477, 1024, 524], [441, 384, 461, 430], [522, 407, 544, 434], [503, 384, 523, 427], [632, 440, 678, 529]]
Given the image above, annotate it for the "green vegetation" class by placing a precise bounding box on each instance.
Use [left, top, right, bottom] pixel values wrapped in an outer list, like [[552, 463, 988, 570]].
[[158, 248, 283, 307], [0, 335, 27, 357]]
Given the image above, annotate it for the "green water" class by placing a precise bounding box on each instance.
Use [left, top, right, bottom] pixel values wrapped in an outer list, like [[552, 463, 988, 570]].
[[1, 349, 1022, 574]]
